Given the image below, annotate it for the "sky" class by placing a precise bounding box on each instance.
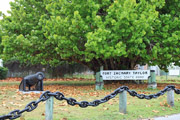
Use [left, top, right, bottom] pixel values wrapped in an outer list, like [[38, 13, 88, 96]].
[[0, 0, 14, 15]]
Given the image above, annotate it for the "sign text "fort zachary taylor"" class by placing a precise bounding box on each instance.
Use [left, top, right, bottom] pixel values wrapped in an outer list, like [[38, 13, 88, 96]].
[[100, 70, 150, 80]]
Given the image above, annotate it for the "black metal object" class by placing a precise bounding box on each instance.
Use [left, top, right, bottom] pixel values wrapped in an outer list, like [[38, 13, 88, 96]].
[[0, 85, 180, 120], [19, 72, 44, 91]]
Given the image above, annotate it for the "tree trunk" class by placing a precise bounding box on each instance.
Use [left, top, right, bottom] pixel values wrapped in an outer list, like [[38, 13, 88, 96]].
[[83, 57, 137, 72]]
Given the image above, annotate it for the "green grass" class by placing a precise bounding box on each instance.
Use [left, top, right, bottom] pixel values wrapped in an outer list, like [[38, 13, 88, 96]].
[[51, 93, 180, 120], [156, 76, 180, 84], [63, 74, 95, 79], [0, 81, 95, 86], [0, 78, 180, 120], [0, 81, 20, 86], [0, 86, 180, 120], [1, 89, 180, 120], [44, 81, 95, 86]]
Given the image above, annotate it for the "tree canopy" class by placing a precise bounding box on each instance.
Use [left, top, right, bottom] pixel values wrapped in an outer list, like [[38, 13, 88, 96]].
[[0, 0, 180, 72], [0, 17, 4, 54]]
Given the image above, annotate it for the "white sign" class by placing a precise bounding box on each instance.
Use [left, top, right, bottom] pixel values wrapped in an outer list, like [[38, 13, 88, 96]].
[[169, 70, 180, 76], [100, 70, 150, 80]]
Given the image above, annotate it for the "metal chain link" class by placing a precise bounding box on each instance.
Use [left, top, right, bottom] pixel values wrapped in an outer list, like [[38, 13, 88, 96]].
[[0, 85, 179, 120]]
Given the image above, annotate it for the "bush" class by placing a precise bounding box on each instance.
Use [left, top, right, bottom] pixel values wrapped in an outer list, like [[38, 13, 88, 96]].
[[0, 67, 8, 80]]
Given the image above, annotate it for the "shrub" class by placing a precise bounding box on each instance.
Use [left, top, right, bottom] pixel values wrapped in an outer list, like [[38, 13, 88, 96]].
[[0, 67, 8, 80]]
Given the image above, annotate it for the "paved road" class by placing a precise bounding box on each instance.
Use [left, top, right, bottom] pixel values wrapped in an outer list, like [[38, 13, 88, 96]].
[[154, 113, 180, 120]]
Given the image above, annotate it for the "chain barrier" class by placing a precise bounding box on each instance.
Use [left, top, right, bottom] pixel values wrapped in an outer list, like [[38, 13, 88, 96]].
[[0, 85, 180, 120]]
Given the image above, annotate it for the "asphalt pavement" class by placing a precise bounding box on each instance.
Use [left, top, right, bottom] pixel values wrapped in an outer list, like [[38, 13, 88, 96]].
[[153, 113, 180, 120]]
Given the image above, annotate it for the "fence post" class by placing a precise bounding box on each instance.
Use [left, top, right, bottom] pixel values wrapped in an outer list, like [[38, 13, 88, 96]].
[[167, 90, 174, 107], [95, 66, 104, 90], [45, 96, 54, 120], [95, 72, 104, 90], [148, 70, 157, 89], [119, 91, 127, 114]]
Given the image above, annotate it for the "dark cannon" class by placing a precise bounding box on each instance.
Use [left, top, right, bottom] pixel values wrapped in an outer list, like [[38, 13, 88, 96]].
[[19, 72, 44, 91]]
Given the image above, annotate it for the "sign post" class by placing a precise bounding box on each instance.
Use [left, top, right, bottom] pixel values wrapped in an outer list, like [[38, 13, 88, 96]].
[[148, 70, 157, 89], [95, 66, 104, 90]]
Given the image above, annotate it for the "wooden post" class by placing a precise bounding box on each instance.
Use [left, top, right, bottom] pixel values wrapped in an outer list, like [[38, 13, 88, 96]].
[[166, 72, 168, 81], [167, 90, 174, 107], [95, 72, 100, 90], [95, 72, 103, 90], [45, 96, 54, 120], [119, 91, 127, 114], [100, 66, 103, 71], [148, 70, 157, 89], [95, 66, 104, 90]]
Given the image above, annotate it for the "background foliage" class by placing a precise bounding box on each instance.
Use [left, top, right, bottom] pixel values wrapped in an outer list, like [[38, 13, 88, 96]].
[[0, 67, 8, 80]]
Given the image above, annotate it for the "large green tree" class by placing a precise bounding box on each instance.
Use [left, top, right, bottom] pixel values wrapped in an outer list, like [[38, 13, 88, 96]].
[[1, 0, 180, 72], [0, 0, 61, 65], [0, 13, 4, 54]]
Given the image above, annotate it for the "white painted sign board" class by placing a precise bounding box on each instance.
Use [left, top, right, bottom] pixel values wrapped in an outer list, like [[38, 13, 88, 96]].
[[100, 70, 150, 80], [169, 70, 180, 76]]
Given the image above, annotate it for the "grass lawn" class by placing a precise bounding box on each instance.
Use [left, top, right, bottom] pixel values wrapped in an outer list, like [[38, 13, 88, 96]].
[[0, 78, 180, 120], [156, 76, 180, 84]]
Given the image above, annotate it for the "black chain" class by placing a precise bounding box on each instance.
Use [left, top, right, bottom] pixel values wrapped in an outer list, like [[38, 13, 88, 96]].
[[0, 85, 180, 120]]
